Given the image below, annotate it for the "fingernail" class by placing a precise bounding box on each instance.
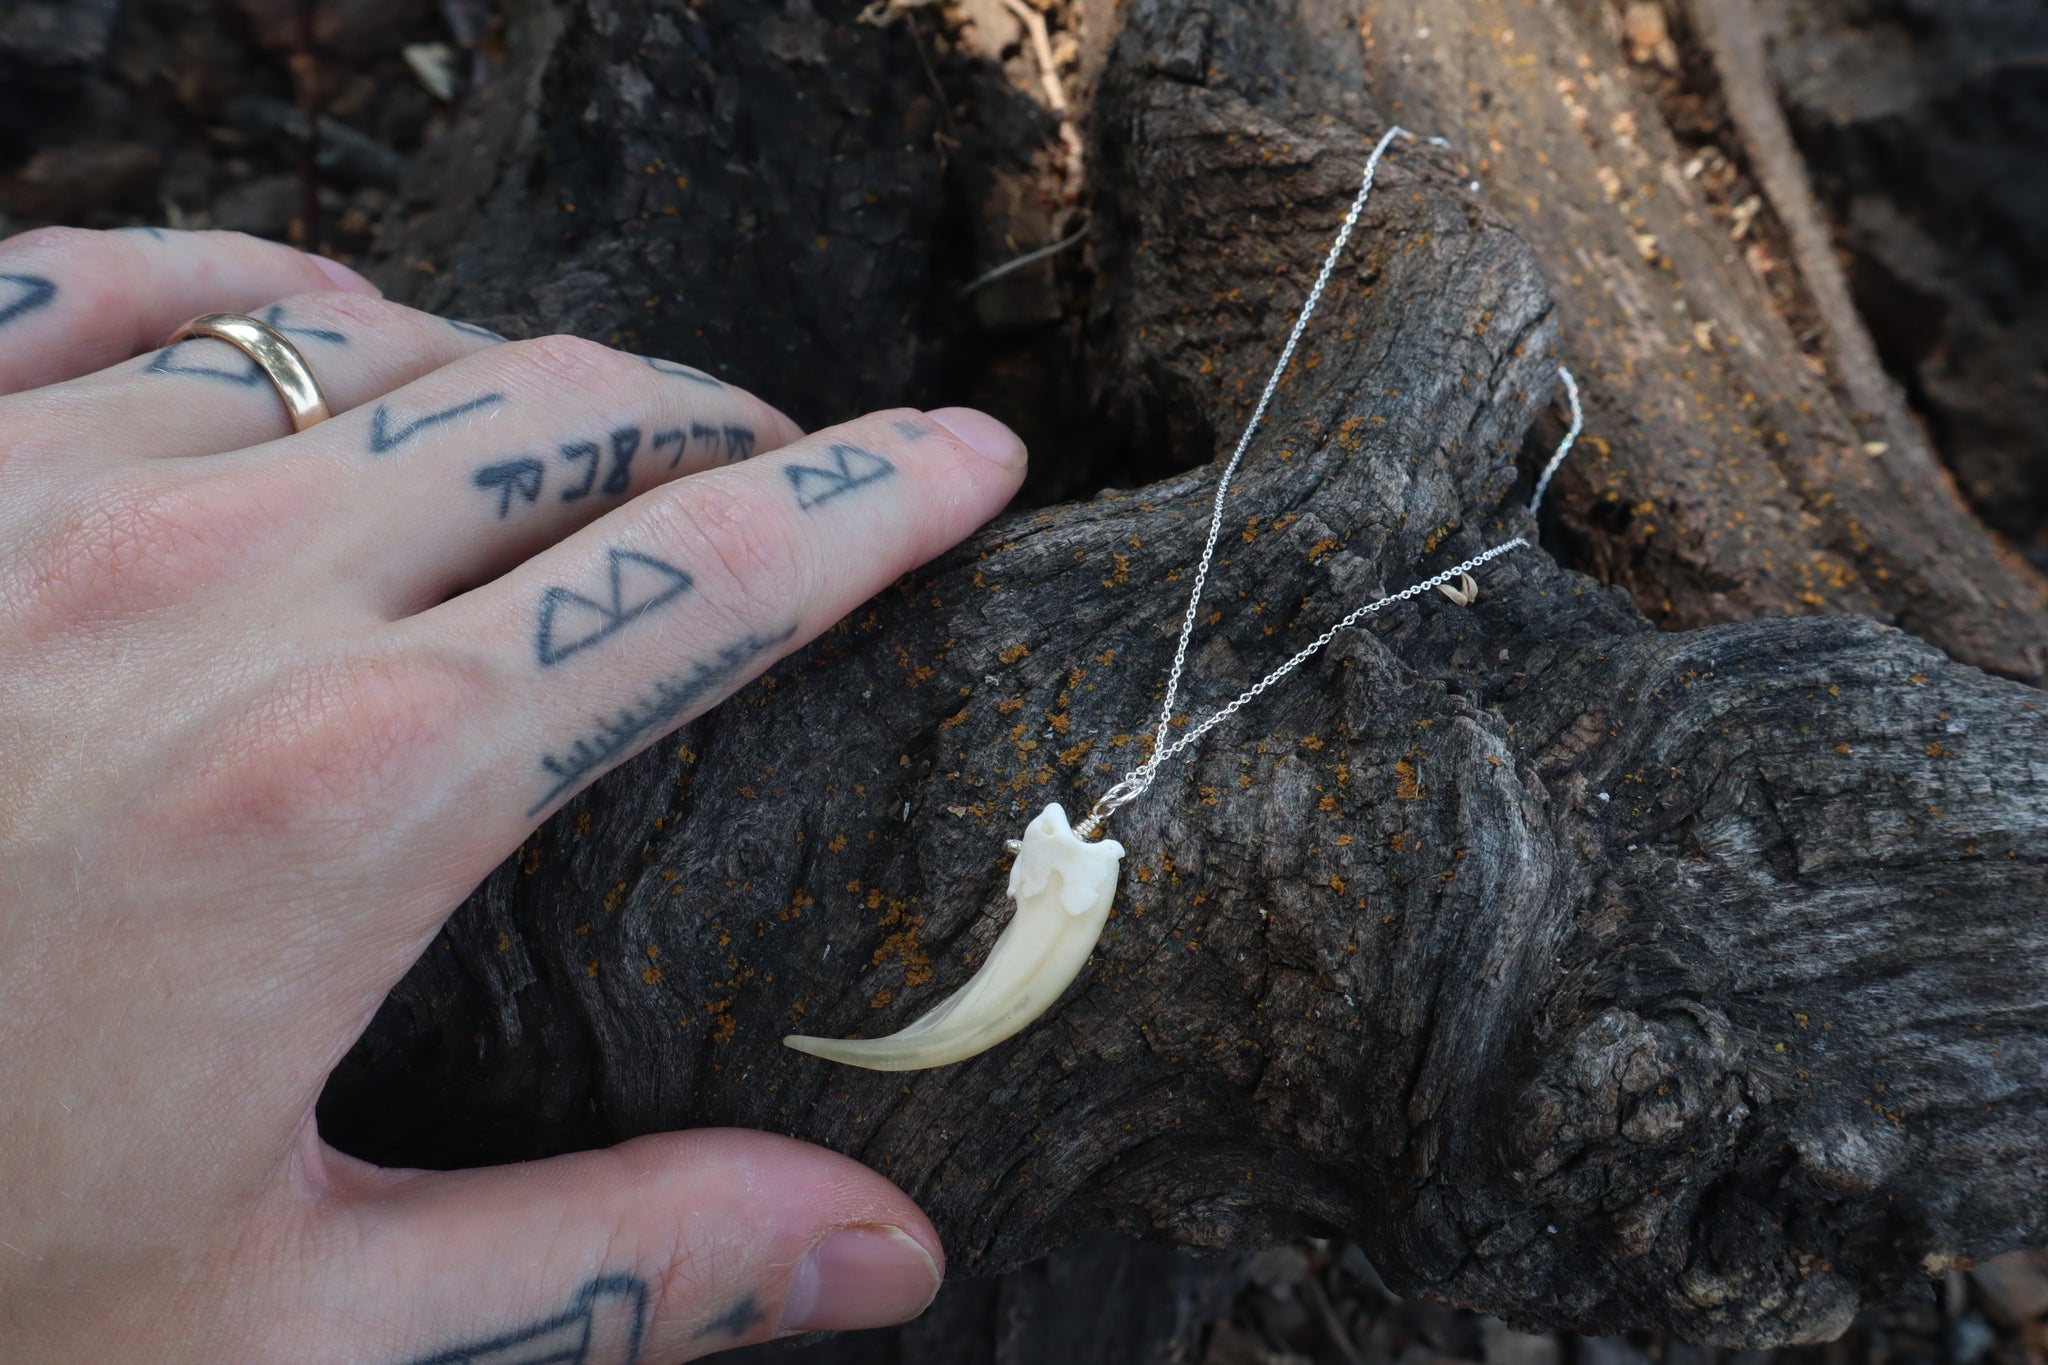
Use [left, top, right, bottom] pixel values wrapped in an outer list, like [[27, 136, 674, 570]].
[[928, 406, 1025, 466], [310, 253, 381, 297], [780, 1225, 941, 1334]]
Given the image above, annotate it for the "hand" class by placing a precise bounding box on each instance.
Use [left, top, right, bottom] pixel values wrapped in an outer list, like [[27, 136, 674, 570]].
[[0, 228, 1028, 1361]]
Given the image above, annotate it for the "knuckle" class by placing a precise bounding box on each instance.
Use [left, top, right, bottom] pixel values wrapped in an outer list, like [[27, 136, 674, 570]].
[[0, 224, 102, 266], [267, 288, 398, 332], [177, 652, 486, 839], [6, 472, 303, 635], [651, 487, 808, 629], [500, 333, 647, 409]]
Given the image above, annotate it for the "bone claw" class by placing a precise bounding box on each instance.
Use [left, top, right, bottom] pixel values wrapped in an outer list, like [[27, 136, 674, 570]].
[[784, 803, 1125, 1071]]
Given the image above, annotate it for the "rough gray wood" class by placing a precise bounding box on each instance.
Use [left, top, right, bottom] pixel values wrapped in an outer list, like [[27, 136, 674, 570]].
[[323, 0, 2048, 1348]]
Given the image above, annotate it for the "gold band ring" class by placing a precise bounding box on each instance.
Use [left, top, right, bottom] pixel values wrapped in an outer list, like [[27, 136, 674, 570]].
[[164, 313, 332, 432]]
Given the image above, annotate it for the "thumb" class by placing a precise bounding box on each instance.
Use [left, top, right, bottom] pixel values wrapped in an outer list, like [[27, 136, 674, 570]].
[[307, 1129, 943, 1362]]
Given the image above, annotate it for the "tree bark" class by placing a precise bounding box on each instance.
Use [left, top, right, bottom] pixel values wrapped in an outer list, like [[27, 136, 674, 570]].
[[320, 0, 2048, 1348]]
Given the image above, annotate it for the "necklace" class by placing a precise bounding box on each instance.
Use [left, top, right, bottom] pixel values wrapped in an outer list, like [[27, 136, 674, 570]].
[[785, 127, 1584, 1071]]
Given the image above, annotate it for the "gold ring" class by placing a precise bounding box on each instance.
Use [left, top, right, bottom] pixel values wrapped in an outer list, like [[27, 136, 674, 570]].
[[164, 313, 332, 432]]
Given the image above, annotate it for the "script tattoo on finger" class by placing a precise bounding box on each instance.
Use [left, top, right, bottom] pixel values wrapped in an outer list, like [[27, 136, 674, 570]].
[[475, 457, 546, 517], [695, 1294, 765, 1341], [530, 628, 794, 815], [643, 354, 722, 387], [449, 318, 508, 342], [369, 393, 506, 454], [535, 547, 694, 667], [559, 427, 642, 501], [473, 422, 759, 515], [787, 443, 896, 511], [398, 1273, 648, 1365], [0, 273, 56, 330], [654, 424, 756, 468]]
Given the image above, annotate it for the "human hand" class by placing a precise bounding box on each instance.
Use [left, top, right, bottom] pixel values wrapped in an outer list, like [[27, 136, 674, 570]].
[[0, 228, 1028, 1361]]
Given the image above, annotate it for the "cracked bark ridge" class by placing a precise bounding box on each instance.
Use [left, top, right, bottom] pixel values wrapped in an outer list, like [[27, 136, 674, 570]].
[[324, 0, 2048, 1348]]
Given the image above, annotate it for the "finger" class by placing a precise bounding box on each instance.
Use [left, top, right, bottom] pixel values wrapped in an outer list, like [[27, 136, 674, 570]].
[[396, 405, 1022, 836], [309, 1130, 942, 1362], [0, 226, 378, 396], [4, 291, 507, 466], [263, 334, 805, 612]]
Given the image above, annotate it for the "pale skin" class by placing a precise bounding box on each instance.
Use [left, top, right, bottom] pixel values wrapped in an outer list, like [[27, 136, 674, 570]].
[[0, 228, 1030, 1362]]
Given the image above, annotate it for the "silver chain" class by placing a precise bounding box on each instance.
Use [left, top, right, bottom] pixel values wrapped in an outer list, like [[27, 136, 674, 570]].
[[1530, 366, 1582, 517], [1071, 128, 1583, 839]]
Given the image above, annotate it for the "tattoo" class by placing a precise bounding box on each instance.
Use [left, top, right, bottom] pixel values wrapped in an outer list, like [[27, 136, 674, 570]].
[[450, 318, 508, 342], [559, 439, 601, 500], [474, 421, 756, 515], [535, 548, 694, 667], [0, 273, 56, 330], [529, 627, 794, 815], [643, 355, 722, 387], [558, 429, 641, 501], [369, 393, 506, 454], [399, 1273, 648, 1365], [890, 417, 930, 441], [695, 1294, 765, 1340], [690, 422, 756, 464], [258, 302, 347, 347], [474, 457, 546, 518], [603, 426, 639, 496], [786, 443, 895, 511], [149, 342, 266, 386], [147, 303, 350, 382]]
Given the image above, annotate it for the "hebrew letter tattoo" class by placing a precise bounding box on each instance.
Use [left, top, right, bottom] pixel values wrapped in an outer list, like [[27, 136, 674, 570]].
[[603, 427, 640, 496], [369, 394, 506, 454], [398, 1273, 648, 1365], [652, 429, 686, 467], [559, 439, 600, 501], [786, 443, 895, 511], [534, 548, 694, 667], [0, 274, 57, 329], [721, 426, 757, 461], [474, 458, 546, 518], [688, 422, 758, 465]]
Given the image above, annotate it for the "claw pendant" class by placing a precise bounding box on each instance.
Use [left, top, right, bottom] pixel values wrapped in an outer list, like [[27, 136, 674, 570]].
[[784, 804, 1124, 1071]]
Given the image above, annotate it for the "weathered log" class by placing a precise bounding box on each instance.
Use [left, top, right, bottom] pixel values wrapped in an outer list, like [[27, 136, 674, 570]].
[[321, 0, 2048, 1348]]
